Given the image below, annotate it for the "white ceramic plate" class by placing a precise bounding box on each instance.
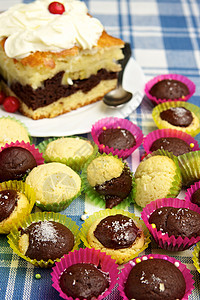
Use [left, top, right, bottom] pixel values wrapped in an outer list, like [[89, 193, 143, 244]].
[[0, 57, 145, 137]]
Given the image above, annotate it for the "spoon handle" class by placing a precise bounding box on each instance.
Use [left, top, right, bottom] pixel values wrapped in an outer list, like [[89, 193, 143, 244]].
[[118, 42, 132, 86]]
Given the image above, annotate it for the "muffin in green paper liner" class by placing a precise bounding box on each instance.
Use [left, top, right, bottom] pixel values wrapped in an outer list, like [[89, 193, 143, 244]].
[[134, 149, 182, 208], [26, 162, 82, 212], [7, 212, 80, 268], [178, 150, 200, 187], [0, 116, 31, 148], [79, 208, 151, 265], [37, 136, 98, 172], [81, 152, 136, 209], [0, 180, 36, 234], [192, 241, 200, 273], [152, 101, 200, 137]]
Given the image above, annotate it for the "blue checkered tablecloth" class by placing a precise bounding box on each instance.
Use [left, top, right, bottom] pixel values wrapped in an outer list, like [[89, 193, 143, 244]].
[[0, 0, 200, 299]]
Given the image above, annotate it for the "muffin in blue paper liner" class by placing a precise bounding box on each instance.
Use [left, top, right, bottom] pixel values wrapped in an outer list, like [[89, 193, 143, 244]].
[[81, 152, 135, 209], [51, 248, 119, 300], [37, 136, 97, 172], [7, 212, 80, 268]]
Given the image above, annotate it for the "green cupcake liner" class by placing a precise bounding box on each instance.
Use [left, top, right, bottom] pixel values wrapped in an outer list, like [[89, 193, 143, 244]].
[[7, 212, 80, 268], [0, 115, 32, 144], [178, 150, 200, 187], [192, 241, 200, 273], [79, 208, 151, 265], [152, 101, 200, 137], [37, 136, 98, 172], [81, 152, 136, 209], [0, 180, 36, 234]]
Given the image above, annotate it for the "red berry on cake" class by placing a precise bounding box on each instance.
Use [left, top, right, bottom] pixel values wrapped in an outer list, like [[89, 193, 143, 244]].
[[0, 91, 6, 104], [48, 2, 65, 14], [3, 96, 20, 113]]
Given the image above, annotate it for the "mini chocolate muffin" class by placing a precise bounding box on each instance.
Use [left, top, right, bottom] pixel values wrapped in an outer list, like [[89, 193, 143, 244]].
[[150, 137, 192, 156], [94, 214, 139, 249], [0, 189, 18, 223], [18, 220, 74, 261], [124, 258, 186, 300], [0, 147, 37, 182], [191, 188, 200, 206], [149, 206, 200, 238], [149, 79, 189, 100], [160, 106, 193, 127], [59, 263, 109, 300], [98, 128, 136, 150]]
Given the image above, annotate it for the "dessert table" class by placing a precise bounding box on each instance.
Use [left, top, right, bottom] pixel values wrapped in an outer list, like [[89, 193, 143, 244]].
[[0, 0, 200, 299]]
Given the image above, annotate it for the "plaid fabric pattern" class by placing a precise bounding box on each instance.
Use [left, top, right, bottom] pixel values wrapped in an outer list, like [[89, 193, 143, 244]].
[[0, 0, 200, 299]]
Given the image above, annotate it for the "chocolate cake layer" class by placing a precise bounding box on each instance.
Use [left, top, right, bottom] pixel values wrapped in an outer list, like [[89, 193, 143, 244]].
[[160, 107, 193, 127], [94, 214, 139, 249], [150, 137, 191, 156], [0, 189, 18, 222], [9, 69, 117, 110]]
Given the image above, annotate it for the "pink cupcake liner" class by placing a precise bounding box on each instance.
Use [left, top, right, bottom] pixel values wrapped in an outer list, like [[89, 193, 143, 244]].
[[141, 198, 200, 251], [185, 180, 200, 205], [51, 248, 119, 300], [91, 117, 143, 159], [118, 253, 194, 300], [143, 128, 199, 155], [0, 141, 44, 165], [144, 74, 195, 105]]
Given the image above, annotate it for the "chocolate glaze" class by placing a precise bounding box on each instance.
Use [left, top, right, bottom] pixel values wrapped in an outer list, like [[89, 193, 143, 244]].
[[95, 166, 132, 209], [98, 128, 136, 150], [125, 259, 186, 300], [0, 189, 18, 222], [150, 137, 192, 156], [149, 79, 189, 100], [160, 106, 193, 127], [9, 69, 117, 110], [149, 206, 200, 238], [94, 214, 139, 249], [20, 220, 74, 261], [0, 147, 37, 183], [191, 188, 200, 207], [59, 263, 109, 300]]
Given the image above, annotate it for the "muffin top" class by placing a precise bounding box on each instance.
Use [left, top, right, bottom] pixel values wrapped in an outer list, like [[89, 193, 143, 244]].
[[0, 189, 19, 222], [59, 263, 109, 300], [160, 106, 193, 127], [150, 137, 192, 156], [124, 258, 186, 300]]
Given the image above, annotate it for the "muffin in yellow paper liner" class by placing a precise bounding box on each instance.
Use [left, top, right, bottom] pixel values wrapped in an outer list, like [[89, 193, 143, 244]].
[[0, 115, 31, 148], [178, 150, 200, 187], [79, 208, 151, 265], [7, 212, 80, 268], [37, 136, 98, 172], [152, 101, 200, 137], [192, 241, 200, 273], [0, 180, 36, 234], [81, 152, 136, 209]]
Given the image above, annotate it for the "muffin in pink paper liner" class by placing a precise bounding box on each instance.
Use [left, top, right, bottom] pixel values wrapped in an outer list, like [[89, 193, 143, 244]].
[[152, 101, 200, 137], [0, 141, 44, 182], [141, 197, 200, 251], [118, 253, 194, 300], [192, 241, 200, 273], [144, 73, 195, 105], [91, 117, 143, 159], [51, 247, 119, 300], [143, 128, 199, 156], [185, 180, 200, 206]]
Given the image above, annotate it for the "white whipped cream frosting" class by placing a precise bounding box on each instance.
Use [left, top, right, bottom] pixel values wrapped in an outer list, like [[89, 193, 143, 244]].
[[0, 0, 104, 59]]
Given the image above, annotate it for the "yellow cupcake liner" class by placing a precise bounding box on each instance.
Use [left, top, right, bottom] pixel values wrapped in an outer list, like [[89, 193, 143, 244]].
[[79, 208, 151, 265], [81, 152, 136, 209], [0, 180, 36, 234], [192, 242, 200, 273], [37, 136, 98, 172], [152, 101, 200, 137], [178, 150, 200, 187], [7, 211, 80, 268]]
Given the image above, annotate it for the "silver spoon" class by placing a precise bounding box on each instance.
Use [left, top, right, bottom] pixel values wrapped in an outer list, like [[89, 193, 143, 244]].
[[103, 42, 132, 106]]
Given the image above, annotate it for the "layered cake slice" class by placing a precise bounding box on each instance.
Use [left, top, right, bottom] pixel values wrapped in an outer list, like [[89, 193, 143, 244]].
[[0, 0, 124, 119]]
